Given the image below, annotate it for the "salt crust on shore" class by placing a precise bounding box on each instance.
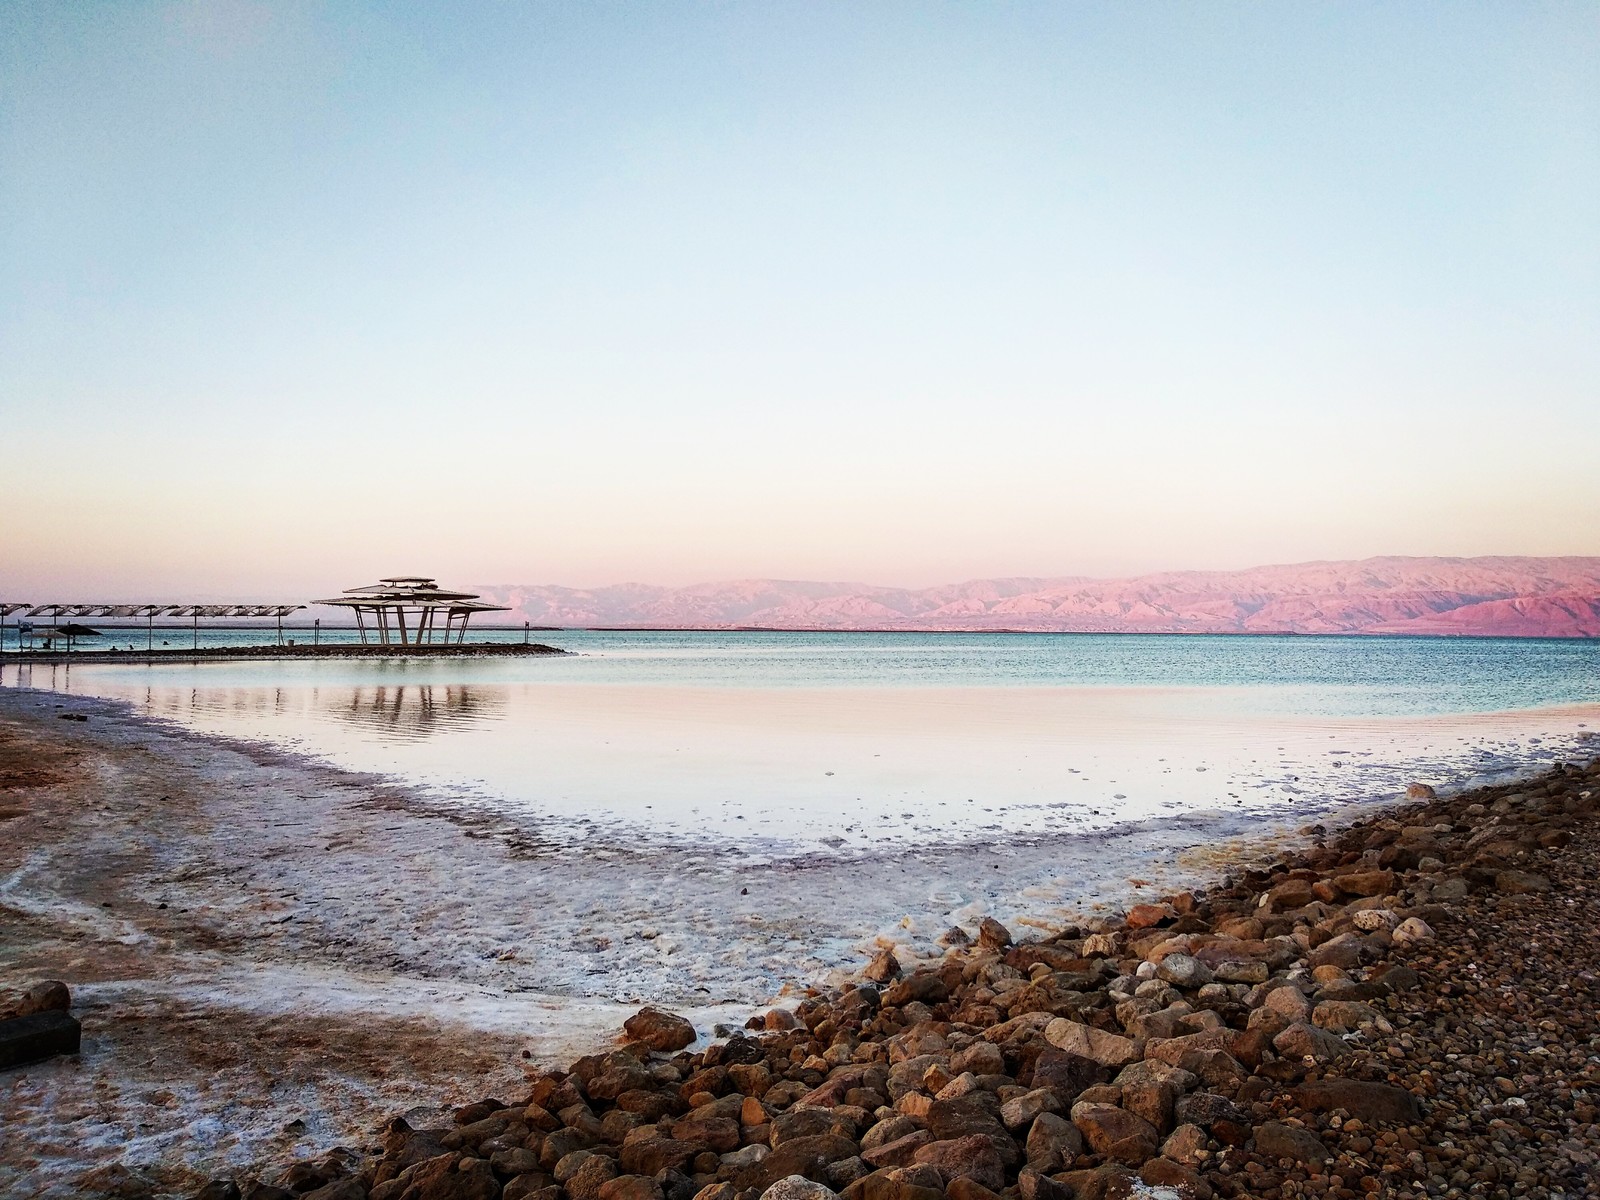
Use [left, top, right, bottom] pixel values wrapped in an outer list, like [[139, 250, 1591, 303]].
[[1, 687, 1596, 1196]]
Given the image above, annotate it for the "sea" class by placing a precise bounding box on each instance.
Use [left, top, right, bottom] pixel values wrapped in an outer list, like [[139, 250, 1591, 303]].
[[4, 629, 1597, 854]]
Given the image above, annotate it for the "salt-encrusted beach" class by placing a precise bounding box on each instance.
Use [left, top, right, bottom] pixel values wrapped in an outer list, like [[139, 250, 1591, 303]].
[[3, 683, 1599, 1198]]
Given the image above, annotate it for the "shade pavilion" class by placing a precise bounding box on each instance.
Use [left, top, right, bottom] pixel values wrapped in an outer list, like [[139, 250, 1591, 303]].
[[313, 578, 509, 646]]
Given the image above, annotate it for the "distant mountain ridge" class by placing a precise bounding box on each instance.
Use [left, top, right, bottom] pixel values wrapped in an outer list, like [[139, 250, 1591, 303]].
[[478, 556, 1600, 637]]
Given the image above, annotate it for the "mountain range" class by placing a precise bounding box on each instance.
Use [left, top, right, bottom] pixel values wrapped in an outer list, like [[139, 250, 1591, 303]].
[[477, 556, 1600, 637]]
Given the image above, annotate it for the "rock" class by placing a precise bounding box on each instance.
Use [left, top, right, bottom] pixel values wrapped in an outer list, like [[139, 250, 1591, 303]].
[[1117, 1076, 1179, 1134], [1043, 1019, 1141, 1069], [946, 1178, 1003, 1200], [566, 1156, 619, 1200], [1406, 782, 1437, 799], [1392, 917, 1436, 945], [882, 973, 949, 1008], [1161, 1124, 1208, 1166], [860, 1117, 918, 1154], [1262, 984, 1312, 1022], [625, 1007, 697, 1052], [1029, 1048, 1107, 1100], [1125, 903, 1177, 929], [620, 1139, 701, 1177], [841, 1171, 944, 1200], [1308, 933, 1364, 971], [398, 1155, 500, 1200], [598, 1177, 667, 1200], [1312, 1000, 1385, 1033], [1173, 1093, 1246, 1133], [1014, 1169, 1071, 1200], [911, 1135, 1007, 1190], [1154, 954, 1213, 989], [949, 1041, 1004, 1077], [1023, 1111, 1084, 1171], [300, 1183, 366, 1200], [15, 980, 71, 1017], [861, 1132, 933, 1170], [1140, 1156, 1213, 1199], [863, 951, 901, 984], [1272, 1022, 1351, 1063], [772, 1109, 854, 1147], [1263, 878, 1316, 912], [1253, 1121, 1332, 1164], [720, 1145, 770, 1170], [977, 918, 1012, 949], [999, 1088, 1060, 1131], [1291, 1079, 1422, 1124], [1332, 870, 1395, 897], [1494, 869, 1552, 895], [1056, 1166, 1140, 1200], [1069, 1102, 1161, 1165], [759, 1178, 840, 1200], [1351, 908, 1398, 932], [1212, 959, 1269, 984], [0, 1009, 82, 1069], [924, 1096, 1007, 1144]]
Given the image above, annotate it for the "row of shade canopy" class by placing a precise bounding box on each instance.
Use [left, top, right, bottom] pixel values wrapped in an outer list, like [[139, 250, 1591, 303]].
[[0, 603, 306, 619]]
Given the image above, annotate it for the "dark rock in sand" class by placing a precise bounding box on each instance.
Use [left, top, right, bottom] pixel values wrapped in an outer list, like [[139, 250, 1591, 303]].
[[0, 1008, 81, 1069]]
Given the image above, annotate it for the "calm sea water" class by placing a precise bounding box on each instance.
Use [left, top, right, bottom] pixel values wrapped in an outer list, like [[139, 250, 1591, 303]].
[[5, 631, 1597, 851]]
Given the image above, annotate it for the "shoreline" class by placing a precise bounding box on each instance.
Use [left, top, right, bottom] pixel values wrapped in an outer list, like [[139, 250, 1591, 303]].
[[0, 644, 567, 666], [1, 689, 1597, 1197]]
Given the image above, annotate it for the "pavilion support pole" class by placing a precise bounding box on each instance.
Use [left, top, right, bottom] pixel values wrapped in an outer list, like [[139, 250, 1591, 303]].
[[396, 606, 409, 647]]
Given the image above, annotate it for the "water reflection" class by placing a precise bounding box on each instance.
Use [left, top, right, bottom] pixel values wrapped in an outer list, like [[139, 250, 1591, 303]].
[[19, 677, 509, 746], [325, 683, 505, 742]]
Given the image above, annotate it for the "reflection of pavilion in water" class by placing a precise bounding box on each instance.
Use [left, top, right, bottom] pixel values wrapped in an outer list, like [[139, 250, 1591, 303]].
[[328, 683, 505, 741]]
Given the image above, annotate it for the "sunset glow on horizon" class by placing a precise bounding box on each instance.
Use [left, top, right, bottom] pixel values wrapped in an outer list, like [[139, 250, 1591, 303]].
[[3, 3, 1597, 600]]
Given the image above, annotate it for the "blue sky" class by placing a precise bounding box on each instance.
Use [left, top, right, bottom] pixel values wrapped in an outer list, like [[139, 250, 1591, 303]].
[[2, 2, 1596, 597]]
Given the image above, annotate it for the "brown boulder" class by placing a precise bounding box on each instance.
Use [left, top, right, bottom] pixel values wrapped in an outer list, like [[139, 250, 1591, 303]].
[[1331, 870, 1394, 898], [598, 1177, 666, 1200], [1253, 1122, 1332, 1164], [911, 1135, 1006, 1191], [15, 980, 71, 1018], [1043, 1019, 1141, 1070], [1070, 1103, 1160, 1165], [861, 1131, 934, 1169], [1291, 1079, 1422, 1124], [624, 1007, 697, 1052], [1023, 1111, 1084, 1171]]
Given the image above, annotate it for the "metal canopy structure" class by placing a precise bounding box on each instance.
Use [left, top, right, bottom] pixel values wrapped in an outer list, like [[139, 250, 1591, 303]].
[[6, 602, 307, 651], [314, 577, 509, 646]]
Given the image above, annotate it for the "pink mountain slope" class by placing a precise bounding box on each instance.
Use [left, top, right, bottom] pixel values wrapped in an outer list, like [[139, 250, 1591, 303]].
[[478, 556, 1600, 636]]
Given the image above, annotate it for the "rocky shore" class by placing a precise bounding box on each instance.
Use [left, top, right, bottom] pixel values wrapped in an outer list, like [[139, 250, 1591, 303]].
[[131, 757, 1599, 1200]]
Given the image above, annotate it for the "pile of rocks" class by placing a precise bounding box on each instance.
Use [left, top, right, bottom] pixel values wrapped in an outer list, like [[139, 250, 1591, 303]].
[[198, 758, 1600, 1200]]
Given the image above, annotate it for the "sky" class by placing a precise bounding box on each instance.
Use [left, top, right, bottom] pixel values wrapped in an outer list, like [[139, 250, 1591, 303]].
[[2, 2, 1597, 600]]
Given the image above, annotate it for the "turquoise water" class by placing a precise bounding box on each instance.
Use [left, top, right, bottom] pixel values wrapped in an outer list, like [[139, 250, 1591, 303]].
[[5, 631, 1596, 850]]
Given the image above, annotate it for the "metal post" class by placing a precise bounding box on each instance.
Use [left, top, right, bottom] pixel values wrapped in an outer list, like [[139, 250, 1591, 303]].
[[147, 612, 153, 654], [193, 611, 198, 652], [314, 619, 320, 648], [524, 621, 529, 645]]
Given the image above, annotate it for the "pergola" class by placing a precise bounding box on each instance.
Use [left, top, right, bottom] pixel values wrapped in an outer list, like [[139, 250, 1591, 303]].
[[16, 602, 306, 650], [313, 577, 509, 646]]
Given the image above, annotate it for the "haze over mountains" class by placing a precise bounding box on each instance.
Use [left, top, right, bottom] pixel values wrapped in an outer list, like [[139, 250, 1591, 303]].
[[480, 557, 1600, 637]]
